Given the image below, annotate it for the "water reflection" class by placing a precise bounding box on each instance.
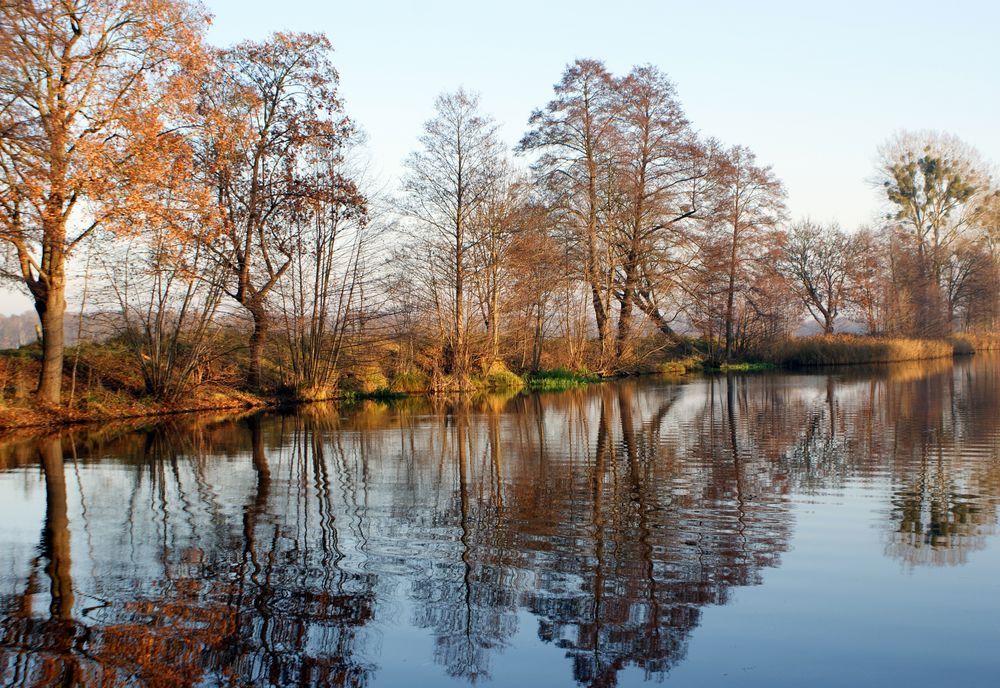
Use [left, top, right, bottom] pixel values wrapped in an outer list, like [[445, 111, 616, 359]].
[[2, 356, 1000, 686]]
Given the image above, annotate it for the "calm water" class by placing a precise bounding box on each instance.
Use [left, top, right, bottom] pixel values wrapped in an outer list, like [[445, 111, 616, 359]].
[[3, 357, 1000, 687]]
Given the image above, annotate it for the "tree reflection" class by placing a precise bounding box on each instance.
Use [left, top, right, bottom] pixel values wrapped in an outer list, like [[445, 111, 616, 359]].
[[507, 381, 793, 686], [0, 435, 81, 685], [1, 416, 377, 687], [773, 359, 1000, 568], [4, 357, 1000, 686]]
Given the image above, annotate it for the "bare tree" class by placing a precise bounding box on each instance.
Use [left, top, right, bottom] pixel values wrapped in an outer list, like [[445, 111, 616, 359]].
[[402, 88, 502, 379], [779, 220, 858, 334], [713, 145, 786, 360], [468, 169, 527, 364], [520, 59, 620, 367], [277, 142, 370, 397], [105, 225, 226, 402], [197, 32, 362, 388], [610, 65, 700, 361], [877, 131, 999, 335]]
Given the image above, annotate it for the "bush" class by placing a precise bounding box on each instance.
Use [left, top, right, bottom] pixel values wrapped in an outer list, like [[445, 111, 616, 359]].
[[711, 361, 777, 372], [342, 364, 388, 394], [656, 356, 705, 375]]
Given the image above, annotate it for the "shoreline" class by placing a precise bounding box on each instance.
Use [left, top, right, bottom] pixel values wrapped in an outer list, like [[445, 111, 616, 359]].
[[0, 343, 990, 430]]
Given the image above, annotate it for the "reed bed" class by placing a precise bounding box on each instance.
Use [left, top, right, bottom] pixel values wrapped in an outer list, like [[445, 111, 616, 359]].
[[766, 335, 954, 367], [949, 332, 1000, 354]]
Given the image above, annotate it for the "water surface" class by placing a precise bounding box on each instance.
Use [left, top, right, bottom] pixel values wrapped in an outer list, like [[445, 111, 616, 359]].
[[3, 356, 1000, 687]]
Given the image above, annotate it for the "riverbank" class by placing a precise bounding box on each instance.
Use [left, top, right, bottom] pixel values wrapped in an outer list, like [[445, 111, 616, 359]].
[[0, 353, 604, 429], [2, 334, 996, 429], [0, 386, 274, 429]]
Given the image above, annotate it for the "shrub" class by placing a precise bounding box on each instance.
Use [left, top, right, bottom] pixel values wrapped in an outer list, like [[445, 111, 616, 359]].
[[656, 356, 705, 375]]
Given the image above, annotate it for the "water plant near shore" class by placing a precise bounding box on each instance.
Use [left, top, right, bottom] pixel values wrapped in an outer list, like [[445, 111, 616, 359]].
[[766, 335, 954, 366]]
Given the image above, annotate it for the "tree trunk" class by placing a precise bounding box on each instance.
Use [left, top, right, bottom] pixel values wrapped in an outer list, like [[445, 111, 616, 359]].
[[725, 228, 739, 362], [532, 301, 544, 371], [454, 236, 466, 378], [616, 252, 638, 362], [635, 298, 685, 346], [488, 278, 500, 364], [34, 276, 67, 404], [248, 309, 268, 389], [590, 281, 609, 363], [724, 279, 736, 361]]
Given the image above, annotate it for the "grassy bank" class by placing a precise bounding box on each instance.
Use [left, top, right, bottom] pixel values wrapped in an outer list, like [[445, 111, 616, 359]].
[[0, 346, 276, 429], [0, 345, 609, 428], [949, 332, 1000, 355], [0, 383, 272, 429], [6, 329, 996, 428]]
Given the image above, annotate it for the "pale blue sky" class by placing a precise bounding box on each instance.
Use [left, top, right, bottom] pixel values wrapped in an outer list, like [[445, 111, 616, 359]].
[[2, 0, 998, 314], [200, 0, 999, 230]]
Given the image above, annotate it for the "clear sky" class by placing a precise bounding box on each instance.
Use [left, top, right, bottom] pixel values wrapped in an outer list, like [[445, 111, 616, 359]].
[[1, 0, 998, 314]]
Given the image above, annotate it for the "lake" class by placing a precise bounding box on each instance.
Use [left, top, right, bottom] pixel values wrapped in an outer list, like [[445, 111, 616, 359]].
[[3, 356, 1000, 687]]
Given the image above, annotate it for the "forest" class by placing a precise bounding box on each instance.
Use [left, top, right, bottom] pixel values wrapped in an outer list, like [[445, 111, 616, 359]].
[[1, 1, 999, 421]]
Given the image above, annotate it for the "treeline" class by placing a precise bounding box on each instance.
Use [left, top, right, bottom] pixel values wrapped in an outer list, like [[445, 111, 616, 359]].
[[1, 2, 998, 407]]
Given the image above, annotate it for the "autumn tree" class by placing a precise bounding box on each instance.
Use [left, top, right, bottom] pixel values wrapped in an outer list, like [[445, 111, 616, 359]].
[[402, 88, 503, 379], [629, 141, 723, 349], [841, 226, 888, 333], [0, 0, 208, 403], [486, 199, 565, 371], [468, 169, 526, 364], [197, 32, 362, 388]]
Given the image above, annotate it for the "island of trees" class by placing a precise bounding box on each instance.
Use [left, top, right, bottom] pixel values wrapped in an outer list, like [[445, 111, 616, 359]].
[[1, 1, 999, 424]]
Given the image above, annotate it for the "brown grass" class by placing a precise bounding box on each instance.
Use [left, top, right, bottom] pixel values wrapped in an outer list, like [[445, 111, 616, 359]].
[[766, 334, 954, 367], [949, 332, 1000, 354], [0, 347, 270, 429]]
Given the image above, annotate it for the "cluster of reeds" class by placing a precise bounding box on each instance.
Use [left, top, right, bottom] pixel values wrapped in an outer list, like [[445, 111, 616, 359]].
[[766, 335, 954, 366]]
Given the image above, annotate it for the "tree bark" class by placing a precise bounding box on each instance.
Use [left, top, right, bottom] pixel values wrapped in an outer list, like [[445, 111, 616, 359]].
[[616, 246, 639, 362], [248, 309, 268, 389], [725, 218, 739, 362], [33, 266, 67, 405]]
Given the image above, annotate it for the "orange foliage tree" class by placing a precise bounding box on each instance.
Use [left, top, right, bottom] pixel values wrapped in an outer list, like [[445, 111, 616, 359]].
[[0, 0, 209, 403]]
